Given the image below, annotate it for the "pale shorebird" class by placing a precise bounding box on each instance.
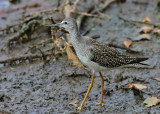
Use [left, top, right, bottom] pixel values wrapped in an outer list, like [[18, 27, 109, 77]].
[[47, 18, 148, 111]]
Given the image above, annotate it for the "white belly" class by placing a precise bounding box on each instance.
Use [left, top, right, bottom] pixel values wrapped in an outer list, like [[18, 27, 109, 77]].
[[78, 54, 109, 72]]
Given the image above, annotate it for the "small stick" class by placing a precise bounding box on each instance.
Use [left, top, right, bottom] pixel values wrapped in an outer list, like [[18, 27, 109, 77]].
[[119, 16, 160, 28], [50, 27, 56, 57], [72, 11, 99, 18], [91, 0, 116, 14], [36, 45, 47, 61], [25, 8, 60, 17], [0, 54, 51, 66], [5, 3, 40, 13]]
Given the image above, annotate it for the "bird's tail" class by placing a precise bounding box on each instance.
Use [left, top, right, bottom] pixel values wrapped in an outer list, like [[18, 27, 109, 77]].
[[129, 57, 149, 66]]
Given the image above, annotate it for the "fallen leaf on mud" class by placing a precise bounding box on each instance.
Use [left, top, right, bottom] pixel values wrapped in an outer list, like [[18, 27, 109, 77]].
[[143, 97, 160, 107], [99, 22, 104, 27], [123, 39, 133, 48], [0, 110, 10, 114], [65, 43, 86, 69], [143, 17, 151, 22], [69, 99, 79, 107], [134, 34, 151, 41], [153, 29, 160, 34], [0, 11, 5, 15], [139, 26, 153, 34], [153, 77, 160, 82], [128, 83, 147, 90]]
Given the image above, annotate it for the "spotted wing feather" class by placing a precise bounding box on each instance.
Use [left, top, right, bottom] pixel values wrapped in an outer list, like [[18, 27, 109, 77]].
[[89, 43, 147, 68]]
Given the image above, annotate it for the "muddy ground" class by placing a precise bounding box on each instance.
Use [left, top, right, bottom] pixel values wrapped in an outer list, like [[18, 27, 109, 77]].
[[0, 0, 160, 113]]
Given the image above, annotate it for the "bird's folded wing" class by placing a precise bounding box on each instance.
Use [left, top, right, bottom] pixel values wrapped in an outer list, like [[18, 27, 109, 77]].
[[89, 43, 137, 68]]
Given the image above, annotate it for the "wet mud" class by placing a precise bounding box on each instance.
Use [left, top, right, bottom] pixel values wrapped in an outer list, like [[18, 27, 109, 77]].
[[0, 0, 160, 113]]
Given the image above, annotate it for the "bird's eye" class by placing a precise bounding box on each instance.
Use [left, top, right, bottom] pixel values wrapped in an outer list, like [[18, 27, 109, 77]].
[[64, 22, 67, 24]]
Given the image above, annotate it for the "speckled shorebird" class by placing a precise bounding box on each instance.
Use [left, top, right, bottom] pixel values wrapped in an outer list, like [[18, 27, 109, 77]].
[[47, 18, 148, 110]]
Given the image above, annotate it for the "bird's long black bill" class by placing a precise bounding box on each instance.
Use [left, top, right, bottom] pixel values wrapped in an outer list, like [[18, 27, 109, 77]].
[[45, 23, 61, 27]]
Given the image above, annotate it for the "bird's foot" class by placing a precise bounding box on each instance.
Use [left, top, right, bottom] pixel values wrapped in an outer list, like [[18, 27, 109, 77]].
[[97, 100, 104, 106], [77, 105, 83, 111]]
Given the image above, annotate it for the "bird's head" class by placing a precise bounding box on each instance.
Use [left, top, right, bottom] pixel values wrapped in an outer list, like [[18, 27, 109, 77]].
[[46, 18, 78, 33]]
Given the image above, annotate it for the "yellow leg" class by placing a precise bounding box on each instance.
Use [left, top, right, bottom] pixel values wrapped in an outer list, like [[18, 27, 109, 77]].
[[78, 73, 95, 111], [97, 72, 104, 106]]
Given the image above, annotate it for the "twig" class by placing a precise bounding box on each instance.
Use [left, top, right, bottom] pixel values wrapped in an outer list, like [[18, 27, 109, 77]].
[[49, 17, 56, 24], [98, 0, 116, 12], [0, 15, 40, 31], [24, 8, 60, 17], [89, 34, 100, 39], [119, 16, 160, 28], [36, 45, 47, 60], [82, 25, 94, 36], [0, 21, 24, 31], [73, 0, 81, 8], [49, 17, 65, 57], [5, 3, 40, 13], [50, 27, 56, 57], [108, 43, 140, 54], [7, 20, 40, 48], [77, 0, 115, 31], [95, 6, 111, 20], [63, 0, 74, 18], [72, 11, 99, 18], [0, 54, 51, 66], [92, 0, 116, 14], [27, 39, 52, 54]]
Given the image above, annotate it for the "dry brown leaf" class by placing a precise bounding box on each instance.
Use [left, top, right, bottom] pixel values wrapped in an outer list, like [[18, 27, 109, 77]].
[[139, 26, 153, 34], [123, 39, 133, 48], [99, 22, 104, 27], [143, 17, 151, 22], [128, 83, 147, 90], [65, 43, 86, 69], [51, 28, 56, 42], [0, 12, 5, 15], [143, 97, 160, 107], [54, 38, 65, 52], [69, 99, 79, 107], [153, 29, 160, 34], [134, 34, 151, 41], [153, 77, 160, 82]]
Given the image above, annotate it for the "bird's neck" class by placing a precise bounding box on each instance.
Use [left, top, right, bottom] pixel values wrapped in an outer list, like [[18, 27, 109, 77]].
[[69, 29, 82, 46]]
